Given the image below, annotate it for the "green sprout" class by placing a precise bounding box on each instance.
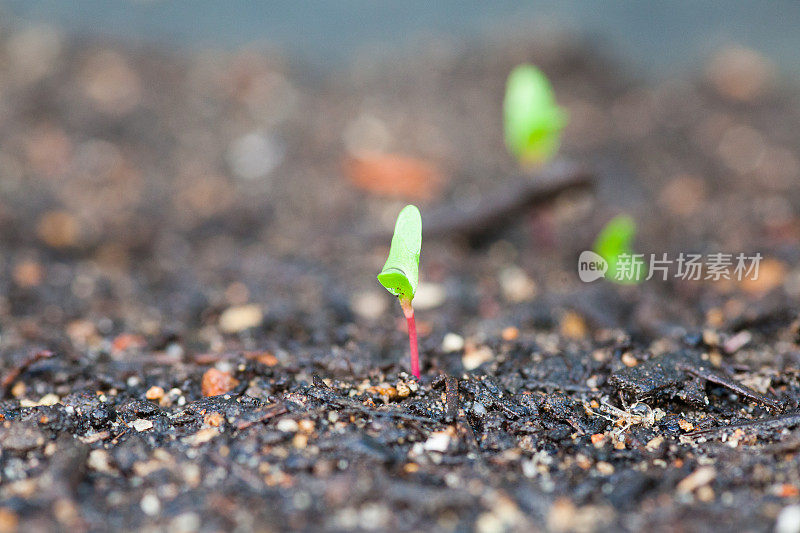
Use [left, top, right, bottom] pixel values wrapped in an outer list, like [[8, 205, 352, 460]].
[[593, 215, 645, 284], [503, 64, 567, 167], [378, 205, 422, 378]]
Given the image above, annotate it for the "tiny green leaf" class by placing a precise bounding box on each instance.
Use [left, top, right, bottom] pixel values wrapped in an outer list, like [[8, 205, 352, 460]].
[[593, 215, 645, 285], [378, 205, 422, 302], [503, 64, 567, 166]]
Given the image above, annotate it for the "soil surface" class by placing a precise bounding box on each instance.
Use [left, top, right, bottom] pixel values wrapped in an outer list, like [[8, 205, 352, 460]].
[[1, 27, 800, 533]]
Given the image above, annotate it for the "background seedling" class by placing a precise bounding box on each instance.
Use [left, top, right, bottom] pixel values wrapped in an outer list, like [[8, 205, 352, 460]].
[[378, 205, 422, 378], [504, 64, 568, 167], [593, 214, 645, 284]]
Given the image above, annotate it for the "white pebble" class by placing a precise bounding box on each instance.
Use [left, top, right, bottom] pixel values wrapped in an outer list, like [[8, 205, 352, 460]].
[[276, 418, 299, 433], [423, 431, 451, 453], [351, 291, 388, 320], [499, 266, 537, 303], [776, 505, 800, 533], [441, 333, 464, 353], [413, 282, 446, 310], [227, 131, 283, 181], [140, 493, 161, 516], [132, 419, 153, 432], [462, 346, 494, 371]]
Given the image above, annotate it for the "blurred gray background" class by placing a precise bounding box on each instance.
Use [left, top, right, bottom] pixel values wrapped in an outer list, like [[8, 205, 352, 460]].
[[2, 0, 799, 77]]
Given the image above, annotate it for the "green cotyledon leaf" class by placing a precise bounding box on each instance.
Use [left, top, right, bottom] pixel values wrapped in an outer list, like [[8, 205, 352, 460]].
[[378, 205, 422, 302], [503, 64, 567, 166], [593, 214, 645, 285]]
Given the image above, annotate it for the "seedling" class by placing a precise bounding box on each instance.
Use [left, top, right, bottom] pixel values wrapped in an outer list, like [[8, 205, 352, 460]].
[[377, 205, 422, 378], [593, 214, 645, 284], [504, 64, 567, 167]]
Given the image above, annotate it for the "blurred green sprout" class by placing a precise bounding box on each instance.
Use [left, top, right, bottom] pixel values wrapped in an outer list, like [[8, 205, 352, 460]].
[[593, 215, 645, 284], [378, 205, 422, 378], [503, 64, 567, 167]]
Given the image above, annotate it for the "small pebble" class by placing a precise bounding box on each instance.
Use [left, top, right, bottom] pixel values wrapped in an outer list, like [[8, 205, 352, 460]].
[[501, 326, 519, 341], [203, 412, 224, 427], [596, 461, 614, 475], [170, 513, 201, 533], [87, 449, 115, 474], [776, 484, 800, 498], [145, 386, 165, 401], [10, 382, 25, 398], [677, 467, 716, 493], [706, 46, 773, 102], [499, 266, 537, 303], [12, 260, 43, 288], [441, 333, 465, 353], [227, 131, 284, 181], [218, 304, 263, 333], [297, 419, 315, 434], [646, 436, 664, 451], [462, 345, 493, 371], [367, 383, 398, 400], [184, 428, 219, 446], [36, 210, 79, 248], [740, 258, 786, 295], [132, 419, 153, 432], [560, 311, 587, 339], [201, 368, 239, 397], [277, 418, 299, 433], [423, 431, 451, 453], [776, 505, 800, 533], [140, 493, 161, 516], [0, 507, 19, 533], [696, 485, 715, 502], [413, 282, 446, 310], [351, 291, 388, 320], [396, 381, 411, 398]]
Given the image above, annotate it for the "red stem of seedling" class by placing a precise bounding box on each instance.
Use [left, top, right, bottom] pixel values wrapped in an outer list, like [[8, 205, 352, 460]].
[[400, 299, 420, 379]]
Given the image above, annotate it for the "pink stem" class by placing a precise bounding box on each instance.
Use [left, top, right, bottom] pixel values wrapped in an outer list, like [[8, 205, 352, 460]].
[[401, 300, 420, 379]]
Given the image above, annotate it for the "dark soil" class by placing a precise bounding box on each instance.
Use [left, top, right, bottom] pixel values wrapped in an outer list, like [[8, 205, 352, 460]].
[[1, 27, 800, 533]]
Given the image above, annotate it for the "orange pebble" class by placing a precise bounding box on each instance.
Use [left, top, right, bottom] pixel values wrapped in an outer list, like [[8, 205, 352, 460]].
[[203, 412, 225, 427], [201, 368, 239, 397], [111, 333, 146, 354], [501, 327, 519, 341]]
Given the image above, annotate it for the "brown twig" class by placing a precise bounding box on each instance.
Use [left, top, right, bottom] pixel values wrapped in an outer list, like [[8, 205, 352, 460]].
[[677, 363, 783, 411], [422, 161, 592, 240], [686, 411, 800, 437], [1, 350, 54, 396], [444, 375, 459, 423], [370, 161, 592, 243], [235, 402, 288, 430]]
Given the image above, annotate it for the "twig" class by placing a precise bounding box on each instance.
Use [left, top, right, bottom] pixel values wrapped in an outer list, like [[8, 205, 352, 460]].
[[686, 411, 800, 437], [371, 161, 592, 243], [348, 406, 439, 424], [677, 363, 783, 411], [424, 161, 592, 240], [235, 403, 288, 430], [445, 376, 459, 423], [1, 350, 54, 396]]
